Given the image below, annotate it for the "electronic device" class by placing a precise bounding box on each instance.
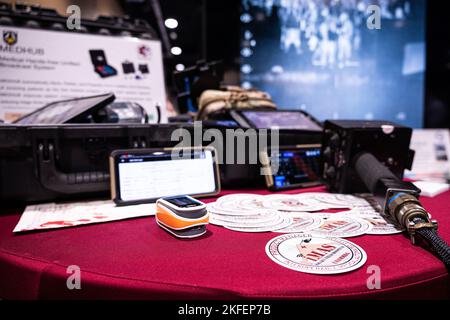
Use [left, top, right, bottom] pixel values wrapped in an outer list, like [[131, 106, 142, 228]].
[[89, 50, 118, 78], [230, 109, 322, 131], [261, 144, 322, 191], [96, 102, 150, 124], [156, 195, 209, 238], [0, 123, 198, 204], [321, 119, 450, 267], [173, 60, 224, 113], [145, 105, 161, 124], [240, 0, 426, 127], [321, 120, 415, 194], [13, 94, 153, 125], [109, 147, 220, 205], [199, 109, 323, 188], [0, 119, 322, 204], [13, 93, 115, 125], [122, 61, 135, 74]]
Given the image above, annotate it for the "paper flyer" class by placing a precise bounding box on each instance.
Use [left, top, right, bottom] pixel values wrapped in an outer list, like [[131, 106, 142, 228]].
[[13, 200, 155, 233]]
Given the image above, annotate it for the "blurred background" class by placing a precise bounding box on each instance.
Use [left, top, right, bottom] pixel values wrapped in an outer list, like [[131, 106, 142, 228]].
[[1, 0, 449, 128]]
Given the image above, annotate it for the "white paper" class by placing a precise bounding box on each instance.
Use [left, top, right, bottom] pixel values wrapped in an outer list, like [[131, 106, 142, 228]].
[[413, 181, 449, 197], [13, 200, 155, 233], [405, 129, 450, 181], [0, 26, 167, 123]]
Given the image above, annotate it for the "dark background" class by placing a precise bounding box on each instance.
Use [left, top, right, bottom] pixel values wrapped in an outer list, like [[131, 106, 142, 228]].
[[238, 1, 427, 128], [121, 0, 448, 128], [4, 0, 449, 127]]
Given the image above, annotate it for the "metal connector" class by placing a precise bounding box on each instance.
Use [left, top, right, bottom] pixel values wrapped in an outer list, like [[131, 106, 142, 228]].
[[407, 220, 438, 245], [387, 192, 438, 244]]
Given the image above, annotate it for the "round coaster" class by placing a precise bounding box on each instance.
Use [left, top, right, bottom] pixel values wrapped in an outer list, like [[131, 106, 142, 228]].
[[357, 215, 404, 235], [225, 216, 293, 233], [262, 194, 325, 212], [273, 212, 323, 233], [308, 213, 372, 238], [265, 233, 367, 274]]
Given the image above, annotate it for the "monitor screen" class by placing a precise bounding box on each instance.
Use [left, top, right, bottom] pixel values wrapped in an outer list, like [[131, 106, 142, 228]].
[[13, 93, 114, 124], [116, 149, 217, 202], [241, 110, 322, 130], [165, 196, 204, 208], [270, 146, 321, 188], [240, 0, 426, 128]]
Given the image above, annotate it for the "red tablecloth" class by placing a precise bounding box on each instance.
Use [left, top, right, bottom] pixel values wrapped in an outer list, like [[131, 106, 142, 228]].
[[0, 186, 449, 299]]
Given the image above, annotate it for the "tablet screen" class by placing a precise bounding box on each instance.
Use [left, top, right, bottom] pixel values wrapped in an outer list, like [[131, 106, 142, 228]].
[[112, 148, 219, 204], [14, 93, 114, 124], [268, 146, 322, 190], [241, 110, 322, 131]]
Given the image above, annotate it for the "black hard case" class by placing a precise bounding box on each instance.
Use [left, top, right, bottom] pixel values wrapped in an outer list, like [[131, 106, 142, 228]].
[[0, 124, 186, 204], [0, 124, 321, 205]]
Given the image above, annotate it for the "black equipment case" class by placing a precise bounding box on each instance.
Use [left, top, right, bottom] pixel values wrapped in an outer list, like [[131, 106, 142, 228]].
[[0, 124, 187, 204], [0, 124, 321, 204], [0, 3, 322, 205]]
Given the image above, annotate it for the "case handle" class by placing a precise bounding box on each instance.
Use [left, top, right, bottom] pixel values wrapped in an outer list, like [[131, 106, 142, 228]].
[[37, 143, 110, 194]]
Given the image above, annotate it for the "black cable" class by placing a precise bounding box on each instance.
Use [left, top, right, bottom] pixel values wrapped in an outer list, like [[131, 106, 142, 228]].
[[413, 217, 450, 268], [351, 151, 450, 268], [354, 152, 397, 193]]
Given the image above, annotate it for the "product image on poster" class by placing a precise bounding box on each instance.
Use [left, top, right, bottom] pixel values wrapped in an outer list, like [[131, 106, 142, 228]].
[[0, 26, 167, 122], [89, 50, 118, 78]]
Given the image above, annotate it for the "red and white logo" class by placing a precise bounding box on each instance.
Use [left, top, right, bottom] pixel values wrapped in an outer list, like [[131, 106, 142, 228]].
[[138, 45, 151, 58]]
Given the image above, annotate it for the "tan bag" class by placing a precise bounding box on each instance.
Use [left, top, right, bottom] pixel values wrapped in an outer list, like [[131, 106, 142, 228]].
[[196, 88, 277, 120]]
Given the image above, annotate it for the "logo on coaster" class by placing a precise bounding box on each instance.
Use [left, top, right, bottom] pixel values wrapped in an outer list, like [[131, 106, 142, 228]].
[[308, 214, 372, 238]]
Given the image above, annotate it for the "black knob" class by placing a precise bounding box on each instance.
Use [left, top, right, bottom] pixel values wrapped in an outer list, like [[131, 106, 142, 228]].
[[330, 134, 340, 147], [325, 166, 336, 179], [323, 146, 332, 159]]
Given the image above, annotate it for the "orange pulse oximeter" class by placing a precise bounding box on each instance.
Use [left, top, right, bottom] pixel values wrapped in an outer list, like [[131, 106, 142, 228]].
[[156, 195, 209, 238]]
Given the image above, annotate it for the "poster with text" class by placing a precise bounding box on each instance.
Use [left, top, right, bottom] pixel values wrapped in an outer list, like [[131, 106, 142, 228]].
[[0, 26, 167, 123]]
